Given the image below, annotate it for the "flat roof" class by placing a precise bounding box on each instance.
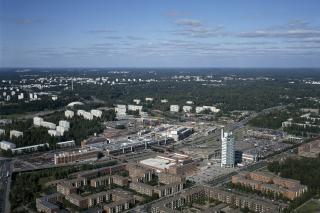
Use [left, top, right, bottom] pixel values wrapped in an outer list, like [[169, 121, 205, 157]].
[[140, 157, 176, 170], [0, 140, 15, 145]]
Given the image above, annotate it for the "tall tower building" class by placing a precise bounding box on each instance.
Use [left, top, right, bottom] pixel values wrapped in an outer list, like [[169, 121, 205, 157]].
[[221, 129, 235, 168]]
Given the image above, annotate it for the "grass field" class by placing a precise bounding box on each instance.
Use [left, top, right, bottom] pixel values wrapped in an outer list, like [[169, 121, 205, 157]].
[[296, 199, 320, 213]]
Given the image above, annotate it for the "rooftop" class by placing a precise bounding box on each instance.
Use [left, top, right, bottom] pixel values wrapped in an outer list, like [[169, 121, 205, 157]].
[[140, 156, 177, 171]]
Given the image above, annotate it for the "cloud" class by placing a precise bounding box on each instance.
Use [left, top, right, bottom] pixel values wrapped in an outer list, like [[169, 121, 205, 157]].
[[105, 36, 123, 40], [126, 36, 145, 40], [286, 20, 312, 30], [239, 30, 320, 38], [86, 29, 116, 34], [17, 19, 320, 60], [173, 18, 226, 38], [239, 20, 320, 38], [300, 38, 320, 43], [175, 19, 202, 27], [15, 18, 43, 25], [174, 26, 225, 38], [19, 39, 320, 59]]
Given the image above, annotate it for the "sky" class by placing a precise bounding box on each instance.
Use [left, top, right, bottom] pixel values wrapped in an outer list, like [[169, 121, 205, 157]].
[[1, 0, 320, 68]]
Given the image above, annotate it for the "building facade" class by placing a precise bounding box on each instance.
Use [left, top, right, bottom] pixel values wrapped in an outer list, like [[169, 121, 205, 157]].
[[221, 129, 235, 167]]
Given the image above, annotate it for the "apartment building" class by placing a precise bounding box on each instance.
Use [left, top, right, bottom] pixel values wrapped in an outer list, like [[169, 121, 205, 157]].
[[90, 175, 129, 187], [65, 188, 134, 209], [133, 99, 141, 104], [129, 181, 184, 198], [126, 163, 153, 182], [0, 140, 16, 151], [182, 106, 192, 113], [77, 110, 94, 120], [9, 130, 23, 139], [36, 193, 64, 213], [90, 176, 112, 188], [11, 143, 48, 154], [153, 182, 184, 197], [65, 110, 74, 118], [112, 175, 129, 186], [170, 105, 180, 113], [151, 185, 287, 213], [127, 104, 143, 112], [151, 186, 206, 213], [54, 149, 99, 164], [129, 182, 154, 197], [207, 187, 285, 213], [115, 105, 127, 116], [103, 189, 135, 213], [232, 172, 307, 200], [158, 173, 186, 185], [91, 109, 103, 118]]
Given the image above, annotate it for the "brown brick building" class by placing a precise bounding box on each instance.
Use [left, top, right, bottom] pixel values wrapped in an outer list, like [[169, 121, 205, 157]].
[[36, 193, 64, 213], [151, 186, 288, 213], [298, 139, 320, 158], [231, 172, 307, 200]]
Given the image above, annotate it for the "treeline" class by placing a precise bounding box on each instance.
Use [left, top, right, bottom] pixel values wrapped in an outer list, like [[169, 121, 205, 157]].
[[284, 125, 320, 137], [248, 110, 291, 129], [3, 68, 320, 114], [0, 96, 77, 115], [72, 79, 320, 113], [268, 157, 320, 212], [268, 157, 320, 188]]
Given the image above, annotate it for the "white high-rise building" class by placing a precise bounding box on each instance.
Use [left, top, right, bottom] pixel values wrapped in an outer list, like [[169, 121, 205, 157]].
[[115, 105, 127, 116], [77, 110, 93, 120], [221, 129, 235, 168], [18, 93, 24, 100], [128, 105, 143, 112], [133, 99, 141, 104], [90, 109, 102, 118], [170, 105, 180, 112], [10, 130, 23, 139], [182, 106, 192, 113], [0, 141, 16, 150], [59, 120, 70, 129], [65, 110, 74, 118], [33, 117, 44, 126]]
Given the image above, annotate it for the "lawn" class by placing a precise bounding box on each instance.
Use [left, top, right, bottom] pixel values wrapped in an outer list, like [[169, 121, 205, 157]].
[[296, 199, 320, 213], [39, 176, 55, 188]]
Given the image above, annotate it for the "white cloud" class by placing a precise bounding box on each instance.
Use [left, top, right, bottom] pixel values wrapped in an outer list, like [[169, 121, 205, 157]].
[[239, 20, 320, 38]]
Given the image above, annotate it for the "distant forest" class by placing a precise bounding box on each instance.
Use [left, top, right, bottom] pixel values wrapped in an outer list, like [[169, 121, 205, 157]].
[[1, 68, 320, 115]]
